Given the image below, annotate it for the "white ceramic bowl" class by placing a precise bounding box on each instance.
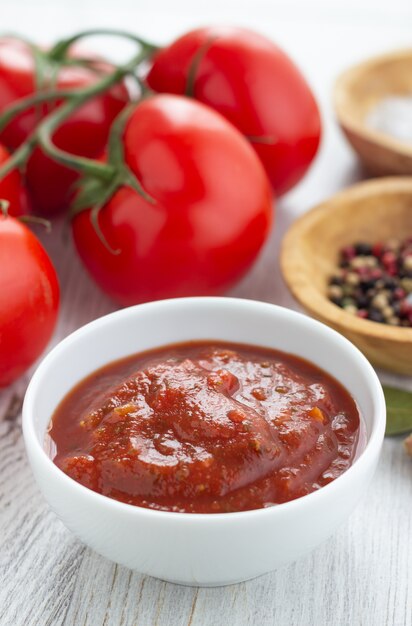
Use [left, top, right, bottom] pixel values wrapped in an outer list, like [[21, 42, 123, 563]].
[[23, 297, 385, 587]]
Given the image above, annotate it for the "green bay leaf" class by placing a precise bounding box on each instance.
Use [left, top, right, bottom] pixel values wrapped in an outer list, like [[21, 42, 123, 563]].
[[383, 385, 412, 436]]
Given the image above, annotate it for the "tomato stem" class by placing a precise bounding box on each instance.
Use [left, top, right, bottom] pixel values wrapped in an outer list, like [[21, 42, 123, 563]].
[[0, 29, 158, 236], [0, 37, 154, 183], [48, 29, 159, 62], [106, 102, 155, 203], [0, 199, 9, 216], [0, 198, 51, 230], [36, 47, 152, 181], [89, 178, 122, 255], [18, 214, 52, 232], [185, 36, 216, 97], [0, 136, 36, 179], [69, 100, 156, 255], [0, 89, 77, 133]]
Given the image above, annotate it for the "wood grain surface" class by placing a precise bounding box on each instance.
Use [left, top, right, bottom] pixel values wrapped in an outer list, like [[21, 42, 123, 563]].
[[1, 3, 412, 625]]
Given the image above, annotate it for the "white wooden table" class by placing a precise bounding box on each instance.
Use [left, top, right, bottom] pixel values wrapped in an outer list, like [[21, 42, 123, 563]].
[[1, 2, 412, 624]]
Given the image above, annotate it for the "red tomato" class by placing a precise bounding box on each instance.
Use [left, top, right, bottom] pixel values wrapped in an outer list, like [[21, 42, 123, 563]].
[[147, 27, 321, 195], [0, 38, 129, 216], [72, 94, 272, 305], [0, 216, 59, 386], [0, 143, 30, 216]]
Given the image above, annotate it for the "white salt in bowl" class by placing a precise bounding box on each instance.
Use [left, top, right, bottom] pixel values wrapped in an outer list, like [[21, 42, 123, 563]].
[[334, 48, 412, 175], [23, 297, 385, 586]]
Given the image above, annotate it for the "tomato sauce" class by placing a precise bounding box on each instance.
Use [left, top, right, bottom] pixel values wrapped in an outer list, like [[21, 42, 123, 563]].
[[47, 342, 363, 513]]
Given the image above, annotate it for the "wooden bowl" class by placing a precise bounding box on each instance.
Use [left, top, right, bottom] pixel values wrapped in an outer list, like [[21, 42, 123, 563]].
[[280, 177, 412, 374], [334, 49, 412, 176]]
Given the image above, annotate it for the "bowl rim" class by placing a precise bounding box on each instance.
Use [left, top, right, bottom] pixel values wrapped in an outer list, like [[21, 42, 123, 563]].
[[22, 296, 386, 523], [280, 177, 412, 343], [333, 47, 412, 158]]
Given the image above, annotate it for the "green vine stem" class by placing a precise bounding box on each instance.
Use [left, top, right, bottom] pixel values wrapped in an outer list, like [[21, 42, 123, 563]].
[[185, 36, 215, 97], [0, 27, 160, 251], [18, 213, 52, 232], [0, 89, 77, 133], [69, 101, 156, 253], [0, 31, 157, 183], [0, 135, 36, 180], [35, 50, 147, 181], [0, 198, 10, 216], [48, 28, 159, 62], [0, 198, 51, 230]]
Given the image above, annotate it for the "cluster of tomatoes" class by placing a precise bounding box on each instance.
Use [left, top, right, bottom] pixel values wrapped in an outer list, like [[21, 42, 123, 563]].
[[0, 26, 321, 386]]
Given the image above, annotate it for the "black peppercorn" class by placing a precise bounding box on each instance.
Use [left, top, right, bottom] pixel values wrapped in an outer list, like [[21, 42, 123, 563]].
[[368, 309, 385, 323], [354, 242, 372, 256], [327, 236, 412, 327]]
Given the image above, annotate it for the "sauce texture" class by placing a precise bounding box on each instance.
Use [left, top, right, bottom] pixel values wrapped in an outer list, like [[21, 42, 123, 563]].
[[48, 342, 362, 513]]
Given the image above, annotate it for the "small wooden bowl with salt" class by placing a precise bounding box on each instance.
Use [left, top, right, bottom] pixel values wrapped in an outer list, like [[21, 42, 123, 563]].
[[334, 49, 412, 175], [280, 177, 412, 375]]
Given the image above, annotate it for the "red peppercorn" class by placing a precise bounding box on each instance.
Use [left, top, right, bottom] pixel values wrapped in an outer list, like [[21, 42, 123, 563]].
[[400, 300, 411, 316], [382, 251, 397, 267], [370, 268, 383, 280], [342, 246, 356, 261], [394, 287, 406, 300], [356, 266, 370, 277], [372, 242, 384, 258], [330, 237, 412, 327]]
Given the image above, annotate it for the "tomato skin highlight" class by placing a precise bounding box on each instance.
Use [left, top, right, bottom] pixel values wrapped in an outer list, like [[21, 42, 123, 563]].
[[0, 216, 59, 386], [0, 37, 129, 216], [72, 94, 273, 306], [147, 26, 321, 195]]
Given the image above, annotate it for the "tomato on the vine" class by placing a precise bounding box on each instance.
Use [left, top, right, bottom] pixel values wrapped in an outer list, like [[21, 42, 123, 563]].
[[0, 143, 30, 217], [147, 27, 321, 196], [0, 37, 129, 216], [0, 215, 59, 386], [72, 94, 273, 306]]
